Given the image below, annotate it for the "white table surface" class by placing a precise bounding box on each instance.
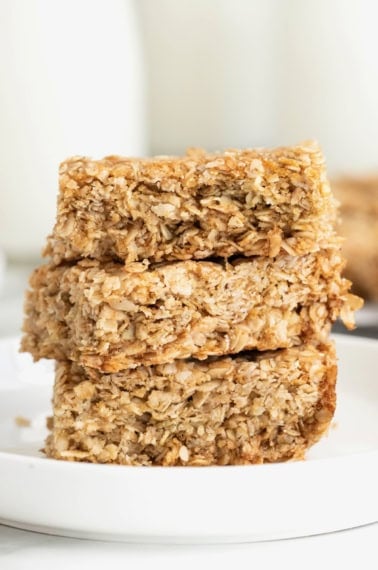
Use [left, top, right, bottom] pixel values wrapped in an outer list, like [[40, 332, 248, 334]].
[[0, 262, 377, 568]]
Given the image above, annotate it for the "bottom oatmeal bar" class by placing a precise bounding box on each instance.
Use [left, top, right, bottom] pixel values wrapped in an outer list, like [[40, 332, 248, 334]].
[[46, 342, 336, 466]]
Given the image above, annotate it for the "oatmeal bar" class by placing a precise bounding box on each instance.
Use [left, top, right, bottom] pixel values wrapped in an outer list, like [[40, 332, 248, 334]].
[[45, 342, 337, 466], [21, 248, 360, 372], [333, 176, 378, 301], [44, 142, 337, 264]]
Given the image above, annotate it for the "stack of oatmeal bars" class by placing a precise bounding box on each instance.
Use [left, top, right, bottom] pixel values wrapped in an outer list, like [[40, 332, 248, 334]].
[[21, 143, 362, 466]]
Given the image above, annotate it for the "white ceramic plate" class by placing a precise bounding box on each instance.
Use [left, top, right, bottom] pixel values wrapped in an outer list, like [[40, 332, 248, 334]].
[[0, 335, 377, 543]]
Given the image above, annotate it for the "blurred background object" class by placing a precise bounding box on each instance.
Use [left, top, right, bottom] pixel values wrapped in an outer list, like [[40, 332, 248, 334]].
[[0, 249, 5, 292], [138, 0, 280, 155], [333, 177, 378, 302], [0, 0, 145, 260], [138, 0, 378, 172], [0, 0, 377, 337]]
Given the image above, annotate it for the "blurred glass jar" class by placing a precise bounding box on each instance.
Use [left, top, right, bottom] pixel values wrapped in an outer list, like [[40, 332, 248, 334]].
[[0, 0, 145, 259], [139, 0, 280, 155], [140, 0, 378, 175], [278, 0, 378, 174]]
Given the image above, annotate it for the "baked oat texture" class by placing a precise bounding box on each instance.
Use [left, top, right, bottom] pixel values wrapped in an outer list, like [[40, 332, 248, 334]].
[[44, 142, 337, 264], [333, 176, 378, 301], [21, 248, 360, 372], [45, 342, 337, 466]]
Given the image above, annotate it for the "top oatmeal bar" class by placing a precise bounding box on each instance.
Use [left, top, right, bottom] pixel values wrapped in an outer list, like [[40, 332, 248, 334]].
[[44, 142, 337, 264]]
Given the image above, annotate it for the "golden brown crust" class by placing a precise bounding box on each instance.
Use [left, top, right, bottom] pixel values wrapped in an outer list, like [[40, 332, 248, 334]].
[[44, 142, 337, 264], [21, 247, 359, 372], [45, 342, 337, 466]]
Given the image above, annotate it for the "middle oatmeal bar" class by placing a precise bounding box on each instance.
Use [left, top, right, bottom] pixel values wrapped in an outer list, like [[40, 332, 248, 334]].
[[44, 142, 337, 264], [21, 248, 360, 372]]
